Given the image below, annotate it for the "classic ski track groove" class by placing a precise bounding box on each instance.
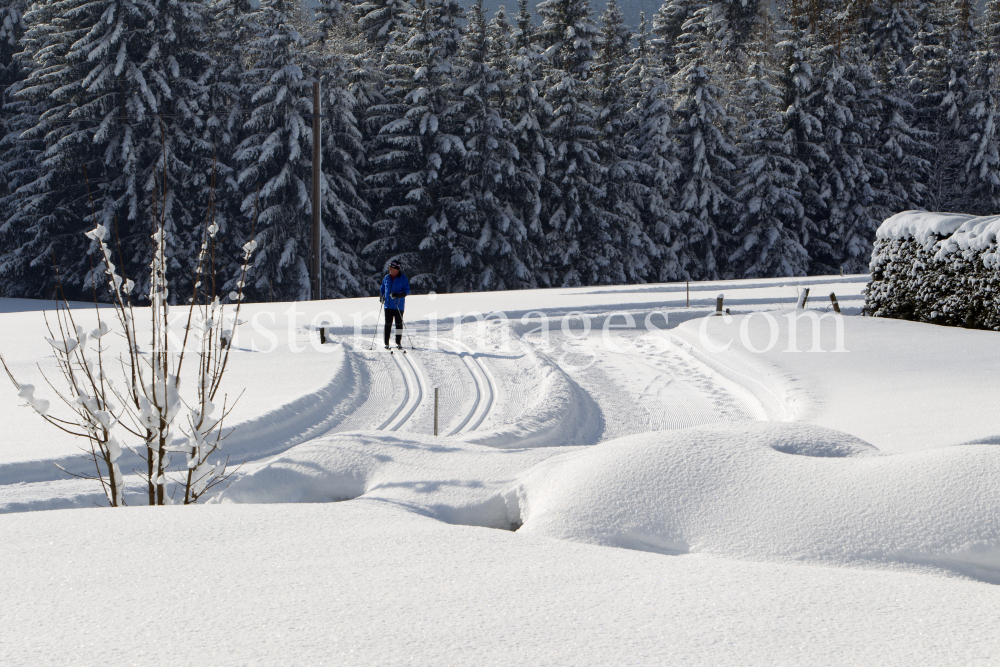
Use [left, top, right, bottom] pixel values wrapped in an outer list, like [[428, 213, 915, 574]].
[[376, 352, 410, 430], [375, 345, 427, 433], [441, 339, 478, 435], [458, 339, 496, 432], [390, 349, 426, 432], [438, 338, 496, 435]]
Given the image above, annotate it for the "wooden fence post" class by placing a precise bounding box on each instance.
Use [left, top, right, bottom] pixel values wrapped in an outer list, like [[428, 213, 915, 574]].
[[829, 292, 841, 314], [716, 294, 724, 316], [434, 388, 439, 436], [796, 287, 810, 309]]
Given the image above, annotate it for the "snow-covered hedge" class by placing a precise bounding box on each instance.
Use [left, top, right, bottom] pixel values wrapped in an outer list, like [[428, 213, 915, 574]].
[[866, 212, 1000, 330]]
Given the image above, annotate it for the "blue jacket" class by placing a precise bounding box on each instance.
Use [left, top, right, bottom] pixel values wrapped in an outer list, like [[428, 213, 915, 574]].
[[381, 273, 410, 311]]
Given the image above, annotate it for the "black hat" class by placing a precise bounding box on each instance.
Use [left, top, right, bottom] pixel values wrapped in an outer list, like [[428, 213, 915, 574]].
[[388, 260, 401, 270]]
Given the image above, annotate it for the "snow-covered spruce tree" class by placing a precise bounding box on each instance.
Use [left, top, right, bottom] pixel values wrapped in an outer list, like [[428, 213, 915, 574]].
[[320, 61, 374, 298], [352, 0, 413, 52], [729, 27, 809, 279], [0, 0, 35, 297], [334, 4, 387, 196], [447, 0, 539, 290], [234, 0, 314, 302], [292, 8, 374, 297], [235, 0, 368, 300], [807, 46, 890, 274], [858, 0, 919, 87], [963, 0, 1000, 215], [908, 0, 977, 212], [314, 0, 346, 42], [776, 0, 824, 260], [877, 70, 932, 213], [486, 3, 513, 73], [364, 0, 466, 290], [594, 0, 655, 283], [650, 0, 705, 76], [849, 0, 931, 215], [693, 0, 764, 76], [3, 0, 216, 301], [670, 11, 741, 281], [537, 0, 631, 286], [500, 0, 552, 278], [671, 60, 741, 280], [203, 0, 254, 272], [0, 0, 27, 136], [624, 14, 683, 280]]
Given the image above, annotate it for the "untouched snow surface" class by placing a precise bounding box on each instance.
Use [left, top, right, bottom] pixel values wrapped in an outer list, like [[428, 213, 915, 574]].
[[3, 274, 1000, 665], [4, 501, 1000, 666], [674, 309, 1000, 451]]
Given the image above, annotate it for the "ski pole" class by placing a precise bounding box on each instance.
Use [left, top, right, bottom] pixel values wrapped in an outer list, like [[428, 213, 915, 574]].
[[370, 298, 383, 350], [400, 317, 416, 350]]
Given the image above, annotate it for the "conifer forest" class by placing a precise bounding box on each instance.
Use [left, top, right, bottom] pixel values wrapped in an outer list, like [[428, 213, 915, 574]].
[[0, 0, 998, 302]]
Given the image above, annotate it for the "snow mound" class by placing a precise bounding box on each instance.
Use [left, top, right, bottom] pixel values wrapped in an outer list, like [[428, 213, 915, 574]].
[[217, 432, 566, 529], [509, 422, 1000, 577]]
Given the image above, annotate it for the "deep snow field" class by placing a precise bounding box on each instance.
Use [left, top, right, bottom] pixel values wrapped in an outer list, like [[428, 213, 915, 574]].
[[2, 275, 1000, 665]]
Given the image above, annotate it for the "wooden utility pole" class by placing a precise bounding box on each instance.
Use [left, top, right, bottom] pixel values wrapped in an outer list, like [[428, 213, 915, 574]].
[[311, 81, 322, 301]]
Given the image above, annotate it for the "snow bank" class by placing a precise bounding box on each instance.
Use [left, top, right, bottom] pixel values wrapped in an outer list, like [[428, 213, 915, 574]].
[[510, 422, 1000, 578]]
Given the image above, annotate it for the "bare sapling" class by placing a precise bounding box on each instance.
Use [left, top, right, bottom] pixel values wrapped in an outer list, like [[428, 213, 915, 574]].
[[0, 151, 259, 506]]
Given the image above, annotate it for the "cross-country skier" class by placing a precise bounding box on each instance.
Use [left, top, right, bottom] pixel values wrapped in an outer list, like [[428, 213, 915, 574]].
[[380, 260, 411, 349]]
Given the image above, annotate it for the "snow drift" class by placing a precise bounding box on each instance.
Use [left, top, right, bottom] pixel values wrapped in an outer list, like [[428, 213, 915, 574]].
[[511, 422, 1000, 578], [221, 422, 1000, 579], [217, 432, 568, 529]]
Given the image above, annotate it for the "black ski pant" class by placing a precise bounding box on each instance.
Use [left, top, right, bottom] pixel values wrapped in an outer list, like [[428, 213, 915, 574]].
[[384, 309, 404, 346]]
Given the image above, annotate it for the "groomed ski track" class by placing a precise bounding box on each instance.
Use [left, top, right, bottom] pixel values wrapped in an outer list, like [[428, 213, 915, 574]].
[[377, 348, 426, 432]]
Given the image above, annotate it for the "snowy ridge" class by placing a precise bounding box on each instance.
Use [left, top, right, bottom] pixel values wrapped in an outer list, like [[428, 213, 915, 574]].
[[667, 334, 783, 420], [216, 432, 564, 528]]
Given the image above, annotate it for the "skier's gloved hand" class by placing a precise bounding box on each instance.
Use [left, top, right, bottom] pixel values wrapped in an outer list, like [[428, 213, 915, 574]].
[[390, 292, 404, 299]]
